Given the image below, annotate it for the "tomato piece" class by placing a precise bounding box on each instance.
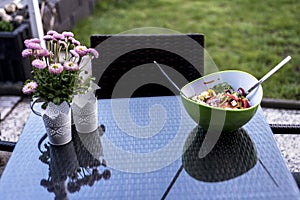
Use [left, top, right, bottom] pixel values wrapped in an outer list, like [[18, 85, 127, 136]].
[[242, 98, 250, 108], [238, 87, 245, 96]]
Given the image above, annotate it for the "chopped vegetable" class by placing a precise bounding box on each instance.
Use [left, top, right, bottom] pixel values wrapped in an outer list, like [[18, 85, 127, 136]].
[[191, 82, 251, 109]]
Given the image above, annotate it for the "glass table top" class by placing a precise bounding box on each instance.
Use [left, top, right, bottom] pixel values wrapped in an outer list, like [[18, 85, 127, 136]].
[[0, 96, 299, 200]]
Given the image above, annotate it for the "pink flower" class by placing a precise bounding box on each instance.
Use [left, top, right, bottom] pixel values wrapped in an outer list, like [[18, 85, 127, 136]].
[[87, 48, 99, 58], [53, 33, 65, 40], [24, 39, 31, 45], [62, 31, 74, 38], [35, 49, 50, 57], [74, 45, 88, 56], [43, 35, 53, 41], [70, 49, 79, 58], [64, 61, 79, 71], [22, 81, 38, 95], [47, 30, 58, 35], [49, 63, 63, 74], [21, 31, 99, 101], [25, 42, 42, 50], [30, 38, 41, 44], [58, 40, 67, 48], [71, 38, 80, 46], [25, 38, 40, 45], [32, 59, 46, 69], [22, 49, 33, 57], [67, 36, 74, 42]]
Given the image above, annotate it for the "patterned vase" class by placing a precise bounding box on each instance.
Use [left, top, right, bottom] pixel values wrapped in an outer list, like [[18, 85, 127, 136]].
[[41, 101, 72, 145], [72, 92, 98, 133]]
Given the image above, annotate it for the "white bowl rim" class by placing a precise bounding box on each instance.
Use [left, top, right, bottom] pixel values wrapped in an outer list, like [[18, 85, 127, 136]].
[[180, 70, 264, 112]]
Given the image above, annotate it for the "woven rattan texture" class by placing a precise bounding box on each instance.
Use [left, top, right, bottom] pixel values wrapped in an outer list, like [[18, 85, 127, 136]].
[[0, 96, 299, 199]]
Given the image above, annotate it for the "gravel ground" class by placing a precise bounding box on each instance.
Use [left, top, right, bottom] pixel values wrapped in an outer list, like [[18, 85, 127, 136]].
[[0, 98, 31, 142], [263, 108, 300, 172], [0, 97, 299, 177]]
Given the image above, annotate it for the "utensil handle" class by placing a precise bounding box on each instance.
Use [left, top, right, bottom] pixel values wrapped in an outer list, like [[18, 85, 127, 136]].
[[259, 56, 291, 84], [247, 56, 291, 94], [154, 61, 187, 97]]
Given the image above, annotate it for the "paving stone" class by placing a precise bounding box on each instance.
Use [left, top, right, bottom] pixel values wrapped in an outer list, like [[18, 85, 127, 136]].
[[0, 96, 21, 120], [0, 108, 10, 121], [0, 96, 21, 107], [0, 98, 30, 142], [0, 151, 11, 178]]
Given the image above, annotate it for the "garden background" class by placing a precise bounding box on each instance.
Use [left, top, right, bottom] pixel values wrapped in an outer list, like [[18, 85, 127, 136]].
[[72, 0, 300, 100]]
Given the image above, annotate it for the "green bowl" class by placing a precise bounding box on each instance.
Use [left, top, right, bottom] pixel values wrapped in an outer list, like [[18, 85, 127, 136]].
[[181, 70, 263, 132]]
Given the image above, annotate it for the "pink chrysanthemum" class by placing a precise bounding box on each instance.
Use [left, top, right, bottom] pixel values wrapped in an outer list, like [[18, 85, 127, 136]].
[[22, 81, 38, 95], [71, 38, 80, 46], [25, 38, 41, 45], [22, 49, 33, 57], [58, 40, 67, 48], [24, 39, 31, 45], [49, 63, 63, 74], [87, 48, 99, 58], [32, 59, 47, 69], [63, 61, 79, 71], [25, 42, 42, 50], [30, 38, 41, 44], [53, 33, 65, 40], [74, 45, 88, 56], [47, 30, 58, 35], [67, 36, 74, 42], [70, 49, 79, 58], [62, 31, 74, 38], [35, 49, 50, 57], [43, 35, 53, 41]]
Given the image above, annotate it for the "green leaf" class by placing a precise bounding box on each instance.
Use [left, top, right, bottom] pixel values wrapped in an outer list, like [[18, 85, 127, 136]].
[[53, 97, 61, 105], [41, 102, 48, 110]]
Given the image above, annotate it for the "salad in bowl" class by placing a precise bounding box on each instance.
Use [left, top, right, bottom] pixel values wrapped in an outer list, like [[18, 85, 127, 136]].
[[181, 70, 263, 132]]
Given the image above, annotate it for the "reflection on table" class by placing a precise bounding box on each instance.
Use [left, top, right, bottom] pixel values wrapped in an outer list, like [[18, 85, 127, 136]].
[[38, 126, 111, 199], [183, 126, 257, 182]]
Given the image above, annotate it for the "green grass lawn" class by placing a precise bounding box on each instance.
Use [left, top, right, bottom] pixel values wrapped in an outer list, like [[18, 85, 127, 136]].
[[72, 0, 300, 100]]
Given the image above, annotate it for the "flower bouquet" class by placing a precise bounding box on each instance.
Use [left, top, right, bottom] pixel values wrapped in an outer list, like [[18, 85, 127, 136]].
[[22, 30, 99, 145]]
